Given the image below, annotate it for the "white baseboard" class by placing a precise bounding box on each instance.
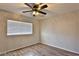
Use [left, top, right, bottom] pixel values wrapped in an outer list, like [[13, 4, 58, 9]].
[[0, 43, 39, 55], [41, 42, 79, 55], [0, 42, 79, 55]]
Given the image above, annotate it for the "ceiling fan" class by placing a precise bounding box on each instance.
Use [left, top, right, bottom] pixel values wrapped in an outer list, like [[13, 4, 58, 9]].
[[22, 3, 48, 16]]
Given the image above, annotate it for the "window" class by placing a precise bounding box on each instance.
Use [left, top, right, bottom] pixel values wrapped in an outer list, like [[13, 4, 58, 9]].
[[7, 20, 32, 35]]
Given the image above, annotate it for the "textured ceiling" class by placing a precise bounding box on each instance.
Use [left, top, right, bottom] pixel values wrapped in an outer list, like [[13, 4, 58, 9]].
[[0, 3, 79, 19]]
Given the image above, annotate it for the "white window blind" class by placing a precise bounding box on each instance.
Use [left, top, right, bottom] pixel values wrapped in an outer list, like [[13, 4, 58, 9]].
[[7, 20, 32, 35]]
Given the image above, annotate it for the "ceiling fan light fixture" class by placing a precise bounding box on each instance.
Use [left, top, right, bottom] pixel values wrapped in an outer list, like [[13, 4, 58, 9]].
[[33, 11, 39, 16], [33, 11, 36, 15], [36, 12, 39, 15]]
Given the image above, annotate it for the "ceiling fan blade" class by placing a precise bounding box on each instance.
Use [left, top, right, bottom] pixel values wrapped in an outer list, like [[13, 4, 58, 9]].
[[41, 4, 48, 9], [24, 3, 33, 8], [38, 10, 46, 15], [39, 3, 43, 5], [22, 10, 32, 13], [33, 4, 39, 9]]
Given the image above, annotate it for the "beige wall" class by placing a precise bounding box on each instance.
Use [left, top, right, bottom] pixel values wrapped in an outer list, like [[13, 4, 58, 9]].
[[40, 11, 79, 54], [0, 10, 40, 54], [0, 8, 79, 54]]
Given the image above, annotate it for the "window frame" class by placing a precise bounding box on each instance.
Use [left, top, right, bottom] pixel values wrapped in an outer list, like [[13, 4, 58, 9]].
[[7, 20, 33, 36]]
